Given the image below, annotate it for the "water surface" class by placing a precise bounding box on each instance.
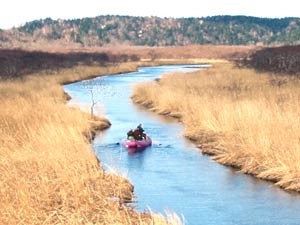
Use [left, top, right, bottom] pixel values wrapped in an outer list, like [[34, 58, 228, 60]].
[[64, 65, 300, 225]]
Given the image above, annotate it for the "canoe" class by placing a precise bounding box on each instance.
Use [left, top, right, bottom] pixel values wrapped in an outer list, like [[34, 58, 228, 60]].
[[124, 136, 152, 148]]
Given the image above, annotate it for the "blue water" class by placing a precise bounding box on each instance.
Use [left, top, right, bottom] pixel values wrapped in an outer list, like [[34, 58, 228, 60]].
[[64, 65, 300, 225]]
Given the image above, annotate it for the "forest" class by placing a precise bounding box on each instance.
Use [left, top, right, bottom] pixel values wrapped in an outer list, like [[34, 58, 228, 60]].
[[2, 15, 300, 47]]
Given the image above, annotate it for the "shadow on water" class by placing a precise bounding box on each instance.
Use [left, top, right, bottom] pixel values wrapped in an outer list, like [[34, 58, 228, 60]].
[[64, 65, 300, 225]]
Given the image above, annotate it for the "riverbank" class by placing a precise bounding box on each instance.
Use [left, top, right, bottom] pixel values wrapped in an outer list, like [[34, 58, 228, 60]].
[[132, 62, 300, 192], [0, 63, 184, 224]]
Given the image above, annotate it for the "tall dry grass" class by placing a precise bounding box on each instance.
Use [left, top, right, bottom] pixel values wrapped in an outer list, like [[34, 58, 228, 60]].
[[0, 64, 182, 224], [132, 62, 300, 192]]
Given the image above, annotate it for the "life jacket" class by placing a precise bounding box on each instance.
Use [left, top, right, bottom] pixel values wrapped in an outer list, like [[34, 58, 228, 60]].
[[133, 130, 140, 138]]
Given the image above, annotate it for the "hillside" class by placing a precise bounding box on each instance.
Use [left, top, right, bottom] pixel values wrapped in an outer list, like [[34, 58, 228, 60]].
[[1, 15, 300, 47]]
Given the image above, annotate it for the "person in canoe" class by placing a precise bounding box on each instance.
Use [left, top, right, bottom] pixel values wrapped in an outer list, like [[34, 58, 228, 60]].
[[127, 129, 135, 140], [127, 124, 146, 140], [136, 124, 146, 140], [137, 124, 144, 134]]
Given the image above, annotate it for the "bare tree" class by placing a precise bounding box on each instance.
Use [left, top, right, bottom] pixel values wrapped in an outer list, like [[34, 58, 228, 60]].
[[81, 79, 102, 119], [81, 77, 117, 119], [88, 88, 100, 119]]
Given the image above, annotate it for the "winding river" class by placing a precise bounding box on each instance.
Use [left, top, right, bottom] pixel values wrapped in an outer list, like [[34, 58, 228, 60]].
[[64, 65, 300, 225]]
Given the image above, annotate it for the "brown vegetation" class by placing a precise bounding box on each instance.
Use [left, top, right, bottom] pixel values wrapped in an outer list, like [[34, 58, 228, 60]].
[[0, 45, 253, 79], [103, 45, 254, 61], [132, 62, 300, 192], [0, 63, 181, 224], [0, 45, 255, 224], [103, 45, 253, 61], [0, 49, 140, 78], [243, 44, 300, 74]]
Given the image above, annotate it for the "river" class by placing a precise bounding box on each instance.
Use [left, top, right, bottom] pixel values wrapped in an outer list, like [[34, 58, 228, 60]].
[[64, 65, 300, 225]]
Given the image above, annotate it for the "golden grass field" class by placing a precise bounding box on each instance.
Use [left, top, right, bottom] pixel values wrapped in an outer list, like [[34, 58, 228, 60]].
[[132, 62, 300, 192], [0, 63, 183, 225]]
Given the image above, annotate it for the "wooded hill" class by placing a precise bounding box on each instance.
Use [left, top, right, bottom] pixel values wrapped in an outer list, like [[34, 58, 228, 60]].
[[1, 15, 300, 47]]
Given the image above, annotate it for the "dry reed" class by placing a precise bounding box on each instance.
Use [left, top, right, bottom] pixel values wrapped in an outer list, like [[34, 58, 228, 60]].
[[132, 62, 300, 192], [0, 64, 182, 224]]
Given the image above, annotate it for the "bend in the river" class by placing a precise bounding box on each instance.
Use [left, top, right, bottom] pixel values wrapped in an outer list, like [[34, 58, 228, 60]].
[[64, 65, 300, 225]]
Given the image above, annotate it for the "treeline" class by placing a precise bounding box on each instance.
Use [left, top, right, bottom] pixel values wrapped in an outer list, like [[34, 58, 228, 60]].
[[0, 49, 139, 78], [3, 15, 300, 47], [243, 45, 300, 75]]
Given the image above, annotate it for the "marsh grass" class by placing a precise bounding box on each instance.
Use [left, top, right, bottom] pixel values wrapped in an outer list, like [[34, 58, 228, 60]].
[[0, 63, 181, 224], [132, 62, 300, 191]]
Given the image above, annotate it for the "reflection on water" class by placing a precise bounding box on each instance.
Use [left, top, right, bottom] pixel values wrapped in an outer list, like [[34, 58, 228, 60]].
[[127, 146, 148, 154], [64, 65, 300, 225]]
